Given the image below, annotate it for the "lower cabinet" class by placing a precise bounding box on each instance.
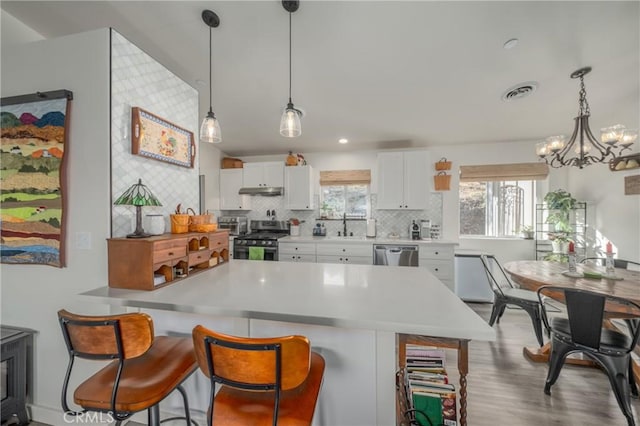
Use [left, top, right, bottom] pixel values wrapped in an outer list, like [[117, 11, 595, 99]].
[[107, 230, 229, 290], [316, 243, 373, 265], [316, 255, 372, 265], [279, 242, 316, 263], [419, 244, 455, 291]]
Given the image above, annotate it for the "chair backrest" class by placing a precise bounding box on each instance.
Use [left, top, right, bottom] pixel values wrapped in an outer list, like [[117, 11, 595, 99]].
[[480, 255, 514, 297], [537, 286, 640, 353], [580, 257, 640, 271], [192, 325, 311, 391], [58, 309, 154, 360]]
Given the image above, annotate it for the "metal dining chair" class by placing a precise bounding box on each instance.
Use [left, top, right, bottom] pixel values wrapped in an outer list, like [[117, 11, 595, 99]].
[[480, 255, 544, 346], [581, 257, 640, 270], [537, 286, 640, 426]]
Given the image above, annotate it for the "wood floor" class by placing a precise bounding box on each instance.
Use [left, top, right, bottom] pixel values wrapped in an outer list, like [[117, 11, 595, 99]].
[[447, 302, 639, 426]]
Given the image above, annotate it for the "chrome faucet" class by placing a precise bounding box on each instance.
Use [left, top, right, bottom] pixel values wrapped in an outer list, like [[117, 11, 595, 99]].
[[343, 213, 347, 237]]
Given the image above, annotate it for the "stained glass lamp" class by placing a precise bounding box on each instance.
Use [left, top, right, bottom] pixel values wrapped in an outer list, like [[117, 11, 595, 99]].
[[114, 179, 162, 238]]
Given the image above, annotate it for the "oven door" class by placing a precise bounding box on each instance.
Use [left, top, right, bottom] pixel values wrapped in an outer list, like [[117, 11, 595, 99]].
[[233, 244, 278, 261]]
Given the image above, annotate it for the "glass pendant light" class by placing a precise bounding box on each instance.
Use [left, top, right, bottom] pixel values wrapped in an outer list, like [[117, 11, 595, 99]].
[[200, 10, 222, 144], [280, 0, 302, 138]]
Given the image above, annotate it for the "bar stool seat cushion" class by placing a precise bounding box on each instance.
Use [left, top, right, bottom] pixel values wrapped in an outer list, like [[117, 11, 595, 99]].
[[74, 336, 197, 413]]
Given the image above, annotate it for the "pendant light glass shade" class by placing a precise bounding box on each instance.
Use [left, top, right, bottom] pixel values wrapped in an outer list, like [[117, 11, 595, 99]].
[[200, 110, 221, 143], [280, 105, 301, 137]]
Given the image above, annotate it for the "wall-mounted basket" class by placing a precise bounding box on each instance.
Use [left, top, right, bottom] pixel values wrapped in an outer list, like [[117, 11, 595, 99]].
[[435, 157, 452, 171], [434, 171, 451, 191]]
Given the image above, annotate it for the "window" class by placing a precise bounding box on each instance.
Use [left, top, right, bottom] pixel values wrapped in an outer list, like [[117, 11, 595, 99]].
[[318, 169, 371, 219], [459, 180, 535, 237], [320, 184, 369, 219], [458, 162, 547, 237]]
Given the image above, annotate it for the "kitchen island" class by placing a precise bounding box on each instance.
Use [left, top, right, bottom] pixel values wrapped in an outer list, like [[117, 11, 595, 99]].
[[80, 260, 494, 425]]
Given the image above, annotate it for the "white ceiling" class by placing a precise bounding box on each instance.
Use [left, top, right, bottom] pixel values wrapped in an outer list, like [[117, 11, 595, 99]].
[[2, 1, 639, 157]]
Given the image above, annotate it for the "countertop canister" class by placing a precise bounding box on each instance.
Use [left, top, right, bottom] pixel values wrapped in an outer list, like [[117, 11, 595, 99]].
[[146, 214, 165, 235]]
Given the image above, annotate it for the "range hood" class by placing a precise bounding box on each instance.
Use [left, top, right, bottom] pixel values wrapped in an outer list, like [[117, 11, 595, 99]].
[[238, 187, 284, 196]]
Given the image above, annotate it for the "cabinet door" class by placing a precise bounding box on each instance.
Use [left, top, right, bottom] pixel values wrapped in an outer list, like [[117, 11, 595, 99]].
[[285, 165, 314, 210], [263, 162, 284, 187], [242, 163, 264, 187], [220, 169, 251, 210], [403, 151, 429, 209], [377, 152, 405, 209]]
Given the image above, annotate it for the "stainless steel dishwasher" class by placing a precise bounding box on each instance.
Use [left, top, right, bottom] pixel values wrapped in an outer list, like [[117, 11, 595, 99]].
[[373, 245, 419, 266]]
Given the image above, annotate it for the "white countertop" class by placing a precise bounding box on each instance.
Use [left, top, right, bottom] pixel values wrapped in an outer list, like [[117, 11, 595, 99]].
[[80, 260, 494, 341], [280, 235, 458, 245]]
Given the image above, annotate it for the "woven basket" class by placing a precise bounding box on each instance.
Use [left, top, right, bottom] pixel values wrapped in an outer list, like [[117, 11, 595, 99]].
[[170, 214, 190, 233], [435, 157, 452, 171], [187, 208, 212, 225], [189, 223, 218, 233], [434, 172, 451, 191]]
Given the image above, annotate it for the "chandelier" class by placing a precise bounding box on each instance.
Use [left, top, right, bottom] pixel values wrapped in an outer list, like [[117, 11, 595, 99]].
[[536, 67, 637, 168]]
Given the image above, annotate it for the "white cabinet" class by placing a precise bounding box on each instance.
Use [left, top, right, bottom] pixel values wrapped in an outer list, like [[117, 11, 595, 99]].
[[243, 162, 284, 188], [279, 242, 316, 263], [316, 243, 373, 265], [220, 169, 251, 210], [419, 244, 455, 292], [377, 151, 429, 210], [285, 165, 314, 210]]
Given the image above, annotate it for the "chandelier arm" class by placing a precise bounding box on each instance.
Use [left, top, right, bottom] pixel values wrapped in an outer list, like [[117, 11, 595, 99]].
[[553, 116, 581, 166], [582, 116, 612, 157]]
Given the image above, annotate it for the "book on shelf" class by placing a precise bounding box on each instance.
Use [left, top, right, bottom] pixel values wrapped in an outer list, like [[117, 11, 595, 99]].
[[411, 390, 457, 426]]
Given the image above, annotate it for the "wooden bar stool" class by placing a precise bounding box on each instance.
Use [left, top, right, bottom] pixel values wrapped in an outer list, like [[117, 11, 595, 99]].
[[58, 309, 198, 425], [192, 325, 325, 426]]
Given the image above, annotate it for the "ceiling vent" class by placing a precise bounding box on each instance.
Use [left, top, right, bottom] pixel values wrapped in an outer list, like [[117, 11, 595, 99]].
[[501, 82, 538, 101]]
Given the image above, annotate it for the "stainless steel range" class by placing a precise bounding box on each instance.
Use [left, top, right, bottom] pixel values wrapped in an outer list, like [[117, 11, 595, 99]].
[[233, 220, 290, 261]]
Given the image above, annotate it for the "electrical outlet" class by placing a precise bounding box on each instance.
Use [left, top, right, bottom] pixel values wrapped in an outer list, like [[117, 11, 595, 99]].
[[75, 232, 92, 250]]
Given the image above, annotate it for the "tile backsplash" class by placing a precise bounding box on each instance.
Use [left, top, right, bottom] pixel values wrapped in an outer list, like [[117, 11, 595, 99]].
[[220, 193, 442, 239]]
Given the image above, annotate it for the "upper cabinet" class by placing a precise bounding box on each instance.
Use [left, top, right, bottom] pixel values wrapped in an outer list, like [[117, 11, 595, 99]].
[[220, 169, 251, 210], [377, 151, 429, 210], [285, 165, 314, 210], [243, 162, 284, 188]]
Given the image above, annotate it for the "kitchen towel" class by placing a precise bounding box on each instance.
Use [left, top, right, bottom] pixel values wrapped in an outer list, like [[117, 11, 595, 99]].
[[248, 247, 265, 260]]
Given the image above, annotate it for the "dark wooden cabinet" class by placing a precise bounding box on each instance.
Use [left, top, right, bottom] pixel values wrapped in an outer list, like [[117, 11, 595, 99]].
[[107, 230, 229, 290]]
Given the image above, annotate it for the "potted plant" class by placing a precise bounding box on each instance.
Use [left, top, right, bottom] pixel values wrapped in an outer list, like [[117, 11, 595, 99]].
[[544, 189, 577, 255], [518, 225, 534, 239]]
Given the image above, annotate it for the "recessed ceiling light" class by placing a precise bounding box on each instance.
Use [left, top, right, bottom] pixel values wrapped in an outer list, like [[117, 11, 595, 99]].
[[503, 38, 519, 49], [338, 138, 348, 144]]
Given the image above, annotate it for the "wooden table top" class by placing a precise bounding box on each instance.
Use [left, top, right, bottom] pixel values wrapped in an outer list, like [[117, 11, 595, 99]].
[[503, 260, 640, 304]]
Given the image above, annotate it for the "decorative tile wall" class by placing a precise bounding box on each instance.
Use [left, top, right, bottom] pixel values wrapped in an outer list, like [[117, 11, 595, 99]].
[[111, 30, 199, 237], [221, 193, 442, 239]]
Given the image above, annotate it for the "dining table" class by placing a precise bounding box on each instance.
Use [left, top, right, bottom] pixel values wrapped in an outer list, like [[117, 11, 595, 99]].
[[503, 259, 640, 382]]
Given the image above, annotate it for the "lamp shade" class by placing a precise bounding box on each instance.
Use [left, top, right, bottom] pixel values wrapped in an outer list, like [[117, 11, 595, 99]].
[[200, 110, 222, 143], [280, 106, 302, 138], [114, 179, 162, 207]]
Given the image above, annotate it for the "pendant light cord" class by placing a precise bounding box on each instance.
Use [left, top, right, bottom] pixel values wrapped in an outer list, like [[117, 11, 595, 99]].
[[209, 24, 213, 113], [288, 11, 292, 104]]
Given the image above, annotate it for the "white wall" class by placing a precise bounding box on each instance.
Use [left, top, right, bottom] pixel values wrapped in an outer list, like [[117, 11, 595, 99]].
[[1, 29, 112, 423], [0, 10, 44, 45]]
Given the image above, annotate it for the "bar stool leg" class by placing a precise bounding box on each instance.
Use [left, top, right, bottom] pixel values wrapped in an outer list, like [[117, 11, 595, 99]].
[[148, 404, 161, 426], [176, 384, 193, 425]]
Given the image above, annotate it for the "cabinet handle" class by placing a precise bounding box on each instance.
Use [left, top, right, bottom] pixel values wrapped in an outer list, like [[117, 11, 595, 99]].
[[435, 268, 439, 271], [297, 256, 301, 260], [168, 252, 174, 256], [345, 258, 349, 262], [295, 247, 298, 250], [399, 205, 402, 208], [292, 256, 295, 259], [342, 249, 346, 252], [435, 251, 439, 255], [339, 257, 343, 261], [405, 205, 408, 208]]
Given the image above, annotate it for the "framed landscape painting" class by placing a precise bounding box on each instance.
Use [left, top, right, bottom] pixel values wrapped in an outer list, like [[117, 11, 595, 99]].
[[131, 107, 195, 168], [1, 90, 73, 267]]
